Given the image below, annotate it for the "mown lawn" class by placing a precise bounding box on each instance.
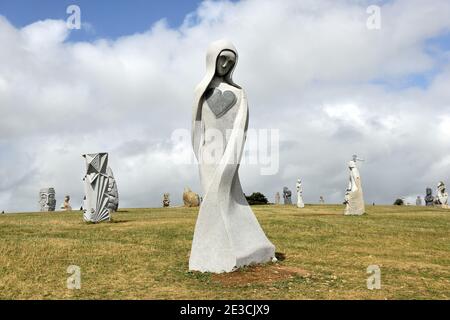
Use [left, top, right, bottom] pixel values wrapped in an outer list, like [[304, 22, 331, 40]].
[[0, 204, 449, 299]]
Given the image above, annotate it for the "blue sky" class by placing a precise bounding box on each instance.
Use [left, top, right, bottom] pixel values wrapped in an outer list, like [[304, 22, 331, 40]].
[[0, 0, 203, 41]]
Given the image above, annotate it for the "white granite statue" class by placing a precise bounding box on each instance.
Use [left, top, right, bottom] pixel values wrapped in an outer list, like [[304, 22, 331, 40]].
[[190, 39, 276, 273], [39, 188, 56, 211], [82, 153, 111, 223], [344, 155, 365, 215], [296, 179, 305, 208], [436, 181, 449, 208], [106, 167, 119, 212]]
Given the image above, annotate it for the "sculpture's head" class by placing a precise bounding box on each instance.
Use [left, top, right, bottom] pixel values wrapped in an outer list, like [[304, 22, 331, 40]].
[[65, 195, 70, 202], [437, 181, 446, 193], [216, 50, 236, 77], [426, 187, 432, 196], [202, 39, 240, 88]]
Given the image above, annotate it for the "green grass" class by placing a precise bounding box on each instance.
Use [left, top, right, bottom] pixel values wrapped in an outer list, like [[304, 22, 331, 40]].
[[0, 205, 449, 299]]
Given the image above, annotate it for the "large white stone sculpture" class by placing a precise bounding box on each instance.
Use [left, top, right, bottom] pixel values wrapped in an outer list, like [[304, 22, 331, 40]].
[[296, 179, 305, 208], [82, 153, 111, 223], [344, 155, 365, 215], [436, 181, 449, 209], [190, 39, 276, 273], [106, 167, 119, 212], [39, 188, 56, 211]]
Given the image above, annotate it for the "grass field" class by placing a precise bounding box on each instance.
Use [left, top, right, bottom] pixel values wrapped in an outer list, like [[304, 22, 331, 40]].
[[0, 204, 449, 300]]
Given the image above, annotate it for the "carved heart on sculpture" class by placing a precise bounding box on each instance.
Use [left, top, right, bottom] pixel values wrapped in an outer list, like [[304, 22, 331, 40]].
[[205, 88, 237, 118]]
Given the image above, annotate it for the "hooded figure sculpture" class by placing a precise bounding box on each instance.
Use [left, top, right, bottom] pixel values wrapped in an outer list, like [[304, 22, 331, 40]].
[[344, 158, 365, 215], [190, 39, 276, 273]]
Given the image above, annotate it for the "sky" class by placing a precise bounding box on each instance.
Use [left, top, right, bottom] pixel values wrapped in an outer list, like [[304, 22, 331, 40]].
[[0, 0, 450, 212]]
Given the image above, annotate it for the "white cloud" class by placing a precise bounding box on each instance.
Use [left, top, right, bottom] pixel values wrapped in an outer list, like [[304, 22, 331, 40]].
[[1, 0, 450, 212]]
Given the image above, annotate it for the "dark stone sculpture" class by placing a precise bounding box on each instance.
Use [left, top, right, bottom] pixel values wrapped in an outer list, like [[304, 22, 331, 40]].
[[283, 187, 292, 205], [425, 188, 434, 206]]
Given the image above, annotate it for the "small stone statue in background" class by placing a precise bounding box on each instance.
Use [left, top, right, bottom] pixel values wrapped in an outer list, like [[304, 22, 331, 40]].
[[275, 192, 280, 204], [319, 196, 325, 204], [296, 179, 305, 208], [416, 196, 422, 206], [435, 181, 449, 208], [39, 188, 56, 212], [425, 188, 434, 206], [283, 187, 292, 205], [61, 195, 72, 211], [183, 187, 200, 207], [163, 193, 170, 207]]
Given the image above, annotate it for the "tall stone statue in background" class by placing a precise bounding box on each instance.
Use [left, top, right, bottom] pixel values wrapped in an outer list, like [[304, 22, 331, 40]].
[[344, 155, 365, 215], [436, 181, 449, 208], [319, 196, 325, 204], [106, 167, 119, 212], [275, 192, 280, 205], [82, 153, 111, 223], [60, 195, 72, 211], [183, 187, 200, 207], [39, 188, 56, 211], [425, 188, 434, 206], [190, 39, 275, 273], [416, 196, 422, 206], [296, 179, 305, 208], [283, 187, 292, 205]]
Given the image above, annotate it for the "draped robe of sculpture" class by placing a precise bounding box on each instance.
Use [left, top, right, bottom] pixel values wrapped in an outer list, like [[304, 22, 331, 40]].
[[82, 153, 111, 223], [296, 179, 305, 208], [190, 40, 275, 273], [344, 160, 365, 215], [106, 167, 119, 212]]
